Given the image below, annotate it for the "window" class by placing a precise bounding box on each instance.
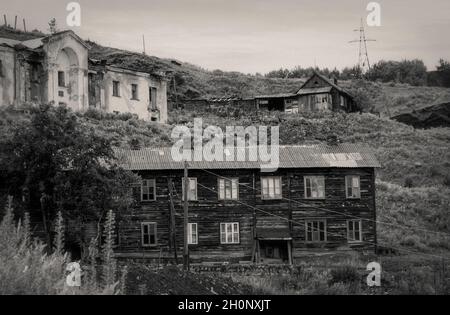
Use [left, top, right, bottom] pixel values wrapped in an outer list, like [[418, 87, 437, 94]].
[[182, 177, 197, 201], [131, 84, 139, 100], [218, 178, 239, 200], [0, 59, 4, 77], [220, 223, 239, 244], [113, 81, 120, 97], [141, 222, 157, 246], [261, 176, 282, 200], [346, 176, 361, 199], [149, 87, 157, 110], [304, 176, 325, 199], [188, 223, 198, 245], [141, 179, 156, 201], [305, 220, 327, 242], [58, 71, 65, 87], [347, 220, 362, 243]]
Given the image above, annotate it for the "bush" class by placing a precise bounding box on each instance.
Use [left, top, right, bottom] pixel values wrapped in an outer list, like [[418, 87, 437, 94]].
[[0, 197, 124, 295], [329, 265, 360, 285]]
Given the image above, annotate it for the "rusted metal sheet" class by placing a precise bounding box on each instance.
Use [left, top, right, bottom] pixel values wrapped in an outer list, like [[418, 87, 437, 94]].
[[114, 144, 381, 171]]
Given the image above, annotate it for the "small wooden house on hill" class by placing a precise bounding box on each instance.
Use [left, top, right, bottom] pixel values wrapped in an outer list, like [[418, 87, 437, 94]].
[[255, 72, 357, 113], [114, 144, 380, 264]]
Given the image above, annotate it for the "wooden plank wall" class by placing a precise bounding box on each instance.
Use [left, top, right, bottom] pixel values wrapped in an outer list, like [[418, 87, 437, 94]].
[[116, 168, 376, 262]]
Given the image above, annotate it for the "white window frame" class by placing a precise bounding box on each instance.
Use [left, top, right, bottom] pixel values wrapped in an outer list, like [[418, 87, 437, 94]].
[[188, 223, 198, 245], [141, 179, 156, 201], [220, 222, 239, 244], [261, 176, 282, 200], [345, 175, 361, 199], [347, 220, 362, 243], [305, 220, 327, 243], [304, 176, 325, 199], [218, 178, 239, 200], [141, 222, 157, 247], [182, 177, 198, 201]]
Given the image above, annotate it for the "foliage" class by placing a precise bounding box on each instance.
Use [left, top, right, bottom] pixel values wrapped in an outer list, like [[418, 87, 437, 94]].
[[0, 103, 138, 249], [0, 197, 125, 294], [367, 59, 428, 86]]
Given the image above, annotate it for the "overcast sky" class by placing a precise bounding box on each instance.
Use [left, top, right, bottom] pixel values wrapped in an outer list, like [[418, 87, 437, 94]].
[[2, 0, 450, 73]]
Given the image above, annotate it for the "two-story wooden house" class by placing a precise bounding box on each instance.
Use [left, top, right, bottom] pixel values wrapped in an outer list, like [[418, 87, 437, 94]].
[[114, 144, 380, 264]]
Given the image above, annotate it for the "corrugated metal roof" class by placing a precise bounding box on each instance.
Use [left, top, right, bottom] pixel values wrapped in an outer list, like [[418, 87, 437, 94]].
[[115, 144, 380, 170]]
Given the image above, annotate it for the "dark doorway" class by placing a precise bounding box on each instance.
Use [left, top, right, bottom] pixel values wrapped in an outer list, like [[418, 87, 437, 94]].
[[267, 98, 285, 111], [259, 240, 289, 263]]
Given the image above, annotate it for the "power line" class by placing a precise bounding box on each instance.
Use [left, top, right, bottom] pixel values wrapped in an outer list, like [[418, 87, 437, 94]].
[[196, 181, 449, 261], [197, 168, 450, 238]]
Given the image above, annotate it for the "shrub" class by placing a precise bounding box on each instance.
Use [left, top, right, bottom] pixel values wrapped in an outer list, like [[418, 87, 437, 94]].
[[0, 197, 124, 295], [329, 265, 360, 285]]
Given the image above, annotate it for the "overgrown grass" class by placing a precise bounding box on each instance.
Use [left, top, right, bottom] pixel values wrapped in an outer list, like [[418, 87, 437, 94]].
[[0, 197, 125, 295]]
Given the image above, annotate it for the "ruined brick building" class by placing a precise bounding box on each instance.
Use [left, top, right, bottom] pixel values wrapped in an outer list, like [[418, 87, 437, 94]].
[[0, 30, 168, 122]]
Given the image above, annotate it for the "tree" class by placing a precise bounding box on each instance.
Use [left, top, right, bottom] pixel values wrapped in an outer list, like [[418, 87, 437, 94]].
[[0, 104, 138, 251], [48, 18, 58, 34], [436, 59, 450, 72]]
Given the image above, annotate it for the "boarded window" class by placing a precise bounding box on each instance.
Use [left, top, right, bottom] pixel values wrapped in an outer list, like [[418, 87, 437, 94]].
[[220, 222, 239, 244], [346, 176, 361, 199], [261, 176, 282, 200], [347, 220, 362, 242], [188, 223, 198, 245], [304, 176, 325, 199], [131, 84, 138, 100], [113, 81, 120, 97], [58, 71, 65, 87], [141, 222, 157, 246], [306, 220, 326, 242], [182, 177, 197, 201], [218, 178, 239, 200], [141, 179, 156, 201]]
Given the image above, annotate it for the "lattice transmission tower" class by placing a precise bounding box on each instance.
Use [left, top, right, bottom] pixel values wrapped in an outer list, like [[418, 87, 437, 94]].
[[349, 18, 376, 74]]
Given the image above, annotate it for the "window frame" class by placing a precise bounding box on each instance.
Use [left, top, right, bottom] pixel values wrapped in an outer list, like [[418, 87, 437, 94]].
[[220, 222, 240, 244], [345, 175, 361, 199], [347, 220, 363, 243], [187, 223, 198, 245], [218, 177, 239, 201], [112, 80, 121, 97], [131, 83, 139, 100], [305, 220, 327, 243], [261, 176, 282, 200], [141, 222, 157, 247], [141, 179, 156, 202], [304, 176, 326, 199], [182, 177, 198, 201]]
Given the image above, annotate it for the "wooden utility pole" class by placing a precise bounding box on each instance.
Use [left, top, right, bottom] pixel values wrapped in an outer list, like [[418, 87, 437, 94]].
[[183, 161, 190, 270], [142, 35, 146, 55], [167, 178, 178, 264], [14, 15, 17, 30], [23, 19, 26, 32], [3, 15, 7, 27]]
